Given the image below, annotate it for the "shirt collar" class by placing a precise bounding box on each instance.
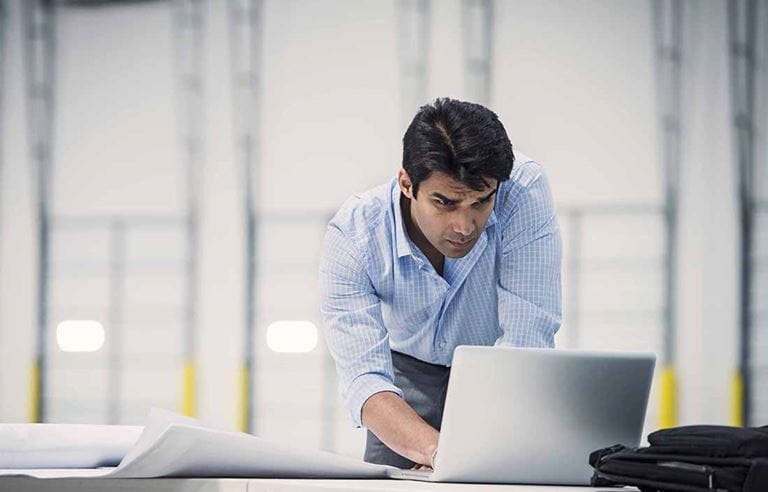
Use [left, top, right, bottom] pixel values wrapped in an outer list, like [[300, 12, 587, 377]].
[[391, 178, 499, 260], [392, 180, 414, 259]]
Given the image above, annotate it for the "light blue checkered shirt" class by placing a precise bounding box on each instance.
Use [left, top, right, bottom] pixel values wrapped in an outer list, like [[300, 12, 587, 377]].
[[319, 155, 562, 427]]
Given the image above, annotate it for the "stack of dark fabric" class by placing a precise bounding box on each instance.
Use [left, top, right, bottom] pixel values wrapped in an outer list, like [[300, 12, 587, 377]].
[[589, 425, 768, 492]]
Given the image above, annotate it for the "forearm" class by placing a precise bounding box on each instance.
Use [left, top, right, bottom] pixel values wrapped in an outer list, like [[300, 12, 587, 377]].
[[361, 391, 439, 467]]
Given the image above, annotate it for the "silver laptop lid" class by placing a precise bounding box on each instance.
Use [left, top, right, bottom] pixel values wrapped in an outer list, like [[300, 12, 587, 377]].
[[434, 346, 656, 484]]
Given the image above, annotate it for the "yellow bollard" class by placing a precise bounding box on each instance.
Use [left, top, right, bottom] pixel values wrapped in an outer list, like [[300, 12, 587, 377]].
[[239, 366, 249, 432], [182, 361, 197, 416], [28, 362, 41, 423], [659, 365, 678, 429], [730, 369, 744, 427]]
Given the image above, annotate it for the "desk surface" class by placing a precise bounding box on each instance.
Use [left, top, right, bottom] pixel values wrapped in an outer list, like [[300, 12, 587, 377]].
[[0, 477, 637, 492]]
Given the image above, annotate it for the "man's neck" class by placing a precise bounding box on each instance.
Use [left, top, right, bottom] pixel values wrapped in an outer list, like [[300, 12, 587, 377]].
[[400, 194, 445, 276]]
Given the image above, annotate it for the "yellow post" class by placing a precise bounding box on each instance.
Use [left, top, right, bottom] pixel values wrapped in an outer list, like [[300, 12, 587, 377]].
[[181, 361, 197, 416], [659, 364, 678, 429], [239, 365, 249, 432], [28, 362, 40, 423], [730, 369, 744, 427]]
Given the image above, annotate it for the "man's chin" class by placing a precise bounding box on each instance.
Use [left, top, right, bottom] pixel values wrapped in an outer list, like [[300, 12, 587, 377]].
[[444, 251, 471, 259]]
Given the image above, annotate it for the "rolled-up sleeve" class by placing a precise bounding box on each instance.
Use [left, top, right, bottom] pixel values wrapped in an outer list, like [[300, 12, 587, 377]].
[[319, 224, 403, 427], [495, 170, 563, 348]]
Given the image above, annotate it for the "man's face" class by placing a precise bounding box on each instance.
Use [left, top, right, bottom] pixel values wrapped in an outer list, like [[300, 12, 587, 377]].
[[399, 169, 498, 259]]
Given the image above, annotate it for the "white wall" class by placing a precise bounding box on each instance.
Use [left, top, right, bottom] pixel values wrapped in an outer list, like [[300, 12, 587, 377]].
[[0, 0, 751, 458]]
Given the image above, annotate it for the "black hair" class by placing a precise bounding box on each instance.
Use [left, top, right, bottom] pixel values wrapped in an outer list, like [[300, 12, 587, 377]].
[[402, 98, 515, 197]]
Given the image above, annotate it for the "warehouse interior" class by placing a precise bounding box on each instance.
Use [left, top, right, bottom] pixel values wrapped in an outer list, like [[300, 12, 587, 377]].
[[0, 0, 766, 461]]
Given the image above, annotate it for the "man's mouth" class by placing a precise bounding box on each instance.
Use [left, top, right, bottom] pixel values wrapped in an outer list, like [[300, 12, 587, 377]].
[[446, 238, 472, 248]]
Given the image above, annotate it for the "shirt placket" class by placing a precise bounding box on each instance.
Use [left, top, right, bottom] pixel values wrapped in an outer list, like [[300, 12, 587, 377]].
[[433, 231, 490, 358], [409, 249, 450, 350]]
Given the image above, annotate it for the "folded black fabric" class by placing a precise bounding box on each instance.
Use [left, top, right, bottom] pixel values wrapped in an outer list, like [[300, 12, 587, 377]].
[[589, 425, 768, 492]]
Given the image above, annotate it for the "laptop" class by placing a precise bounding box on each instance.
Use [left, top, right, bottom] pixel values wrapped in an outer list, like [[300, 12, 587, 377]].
[[388, 345, 656, 484]]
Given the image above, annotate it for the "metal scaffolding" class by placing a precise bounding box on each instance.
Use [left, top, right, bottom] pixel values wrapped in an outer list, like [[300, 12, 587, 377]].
[[461, 0, 493, 105], [652, 0, 683, 429], [253, 211, 336, 449], [228, 0, 264, 434], [564, 1, 682, 432], [22, 0, 56, 423], [396, 0, 430, 123], [728, 0, 759, 427], [23, 0, 205, 424], [50, 214, 190, 423], [562, 205, 665, 349]]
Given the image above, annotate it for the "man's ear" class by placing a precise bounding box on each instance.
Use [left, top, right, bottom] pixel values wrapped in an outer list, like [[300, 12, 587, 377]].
[[398, 168, 413, 199]]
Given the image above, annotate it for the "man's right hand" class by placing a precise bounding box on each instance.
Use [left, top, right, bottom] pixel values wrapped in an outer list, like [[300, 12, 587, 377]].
[[361, 391, 439, 468]]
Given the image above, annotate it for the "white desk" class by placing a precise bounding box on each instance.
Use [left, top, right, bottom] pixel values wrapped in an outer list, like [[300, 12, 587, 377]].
[[0, 477, 637, 492]]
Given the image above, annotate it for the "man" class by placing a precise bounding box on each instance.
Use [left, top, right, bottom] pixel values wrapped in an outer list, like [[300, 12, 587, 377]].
[[319, 98, 561, 469]]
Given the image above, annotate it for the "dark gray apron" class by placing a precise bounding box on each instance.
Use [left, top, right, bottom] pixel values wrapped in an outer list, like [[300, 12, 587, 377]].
[[363, 350, 451, 468]]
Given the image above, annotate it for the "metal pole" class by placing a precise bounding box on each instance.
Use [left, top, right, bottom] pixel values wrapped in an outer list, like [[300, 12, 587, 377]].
[[0, 0, 6, 248], [320, 213, 337, 451], [565, 211, 582, 349], [22, 0, 56, 423], [107, 219, 126, 424], [727, 0, 757, 427], [173, 0, 205, 417], [652, 0, 682, 429], [228, 0, 263, 434], [321, 341, 337, 451], [396, 0, 430, 125], [461, 0, 493, 105]]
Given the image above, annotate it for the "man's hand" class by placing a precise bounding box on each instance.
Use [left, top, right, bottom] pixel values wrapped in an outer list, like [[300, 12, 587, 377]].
[[411, 450, 437, 471], [362, 391, 439, 467]]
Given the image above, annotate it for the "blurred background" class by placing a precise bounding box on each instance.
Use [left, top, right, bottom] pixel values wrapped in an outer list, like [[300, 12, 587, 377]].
[[0, 0, 766, 458]]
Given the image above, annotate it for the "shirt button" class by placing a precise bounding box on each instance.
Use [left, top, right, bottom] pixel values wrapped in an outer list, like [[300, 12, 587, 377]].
[[439, 340, 447, 348]]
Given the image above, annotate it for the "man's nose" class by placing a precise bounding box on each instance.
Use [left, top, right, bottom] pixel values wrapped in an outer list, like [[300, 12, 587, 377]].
[[452, 212, 475, 238]]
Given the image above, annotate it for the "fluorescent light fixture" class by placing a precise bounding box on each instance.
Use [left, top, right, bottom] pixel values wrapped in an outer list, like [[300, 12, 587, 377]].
[[56, 320, 105, 353], [266, 320, 318, 353]]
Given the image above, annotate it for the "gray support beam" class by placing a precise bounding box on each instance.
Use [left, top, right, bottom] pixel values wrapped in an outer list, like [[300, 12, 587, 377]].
[[321, 213, 337, 452], [396, 0, 430, 124], [107, 220, 126, 424], [321, 342, 337, 451], [173, 0, 205, 417], [728, 0, 758, 427], [228, 0, 263, 434], [461, 0, 493, 105], [652, 0, 683, 428], [0, 0, 6, 244], [22, 0, 56, 423], [564, 211, 582, 349]]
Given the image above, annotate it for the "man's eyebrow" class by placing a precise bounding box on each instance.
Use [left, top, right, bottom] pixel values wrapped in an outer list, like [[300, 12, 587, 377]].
[[430, 192, 459, 204], [478, 188, 498, 202], [430, 188, 497, 204]]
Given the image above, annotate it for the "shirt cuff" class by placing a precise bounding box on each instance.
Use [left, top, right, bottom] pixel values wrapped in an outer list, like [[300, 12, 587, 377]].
[[345, 373, 404, 428]]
